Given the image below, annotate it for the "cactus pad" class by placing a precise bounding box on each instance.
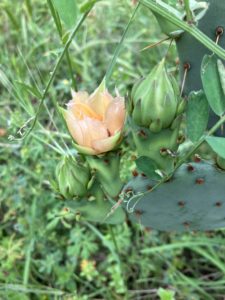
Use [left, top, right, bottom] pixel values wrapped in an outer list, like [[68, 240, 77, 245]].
[[122, 162, 225, 232]]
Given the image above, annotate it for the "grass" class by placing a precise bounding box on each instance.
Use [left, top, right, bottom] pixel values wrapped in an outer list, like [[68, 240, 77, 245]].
[[1, 0, 225, 299]]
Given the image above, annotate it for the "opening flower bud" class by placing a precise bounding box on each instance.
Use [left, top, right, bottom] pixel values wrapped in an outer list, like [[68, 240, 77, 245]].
[[131, 59, 178, 131], [61, 81, 126, 155]]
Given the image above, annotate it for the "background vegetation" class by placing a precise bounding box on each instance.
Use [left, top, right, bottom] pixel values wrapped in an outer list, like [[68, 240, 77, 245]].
[[1, 0, 225, 299]]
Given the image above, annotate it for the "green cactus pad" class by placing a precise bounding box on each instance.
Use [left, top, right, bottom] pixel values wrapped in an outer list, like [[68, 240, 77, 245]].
[[122, 162, 225, 232], [65, 180, 125, 225], [176, 0, 225, 95], [65, 198, 125, 225]]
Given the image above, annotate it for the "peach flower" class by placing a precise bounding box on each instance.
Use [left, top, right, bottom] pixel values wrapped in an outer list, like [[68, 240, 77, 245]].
[[62, 82, 125, 155]]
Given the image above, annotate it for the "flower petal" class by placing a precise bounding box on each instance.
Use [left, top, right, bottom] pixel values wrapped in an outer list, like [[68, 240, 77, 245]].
[[73, 143, 99, 155], [80, 118, 109, 148], [69, 102, 102, 121], [91, 131, 122, 154], [104, 97, 126, 135], [63, 110, 84, 145], [71, 91, 89, 104], [89, 90, 113, 118]]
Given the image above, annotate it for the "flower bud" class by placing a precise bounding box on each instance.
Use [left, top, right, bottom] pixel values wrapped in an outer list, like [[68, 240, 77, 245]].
[[56, 156, 90, 199], [131, 59, 178, 131]]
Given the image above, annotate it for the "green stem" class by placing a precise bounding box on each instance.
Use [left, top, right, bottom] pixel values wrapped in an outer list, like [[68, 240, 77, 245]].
[[108, 225, 120, 254], [184, 0, 193, 23], [23, 239, 35, 285], [140, 0, 225, 60], [23, 198, 37, 286], [66, 51, 77, 90], [47, 0, 77, 90], [104, 2, 140, 86], [17, 10, 90, 141]]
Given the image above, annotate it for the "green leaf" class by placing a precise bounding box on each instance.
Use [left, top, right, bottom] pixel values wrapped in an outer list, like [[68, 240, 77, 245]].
[[217, 59, 225, 96], [157, 288, 176, 300], [135, 156, 161, 180], [201, 54, 225, 116], [187, 90, 209, 142], [205, 136, 225, 159], [52, 0, 78, 29], [15, 81, 42, 99], [80, 0, 102, 13]]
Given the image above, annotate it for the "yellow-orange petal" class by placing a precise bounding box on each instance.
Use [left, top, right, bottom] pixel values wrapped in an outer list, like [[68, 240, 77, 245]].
[[104, 97, 126, 135], [63, 110, 84, 145], [79, 118, 109, 148], [91, 131, 121, 154], [69, 102, 102, 121], [89, 89, 113, 118], [71, 91, 89, 104]]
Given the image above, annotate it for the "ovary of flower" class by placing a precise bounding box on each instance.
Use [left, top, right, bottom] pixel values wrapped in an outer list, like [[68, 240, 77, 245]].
[[64, 87, 125, 155]]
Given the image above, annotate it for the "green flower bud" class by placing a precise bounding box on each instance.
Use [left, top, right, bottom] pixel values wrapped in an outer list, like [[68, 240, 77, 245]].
[[56, 156, 90, 199], [216, 156, 225, 170], [132, 59, 178, 131]]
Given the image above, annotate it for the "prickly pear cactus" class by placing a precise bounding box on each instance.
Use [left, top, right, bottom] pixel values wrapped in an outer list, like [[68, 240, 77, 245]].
[[122, 161, 225, 232], [53, 0, 225, 232]]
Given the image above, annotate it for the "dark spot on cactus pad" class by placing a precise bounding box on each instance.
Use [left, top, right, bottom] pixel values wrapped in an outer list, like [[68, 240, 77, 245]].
[[132, 170, 138, 177], [183, 62, 191, 71], [183, 222, 190, 228], [145, 227, 152, 233], [177, 135, 185, 144], [164, 177, 173, 183], [141, 173, 147, 178], [147, 185, 153, 191], [160, 148, 168, 156], [194, 154, 201, 163], [124, 188, 133, 193], [215, 202, 222, 207], [187, 164, 195, 172], [63, 207, 70, 213], [138, 130, 147, 138], [135, 209, 144, 217], [104, 159, 110, 164], [178, 201, 185, 207], [216, 26, 224, 37], [196, 178, 205, 185]]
